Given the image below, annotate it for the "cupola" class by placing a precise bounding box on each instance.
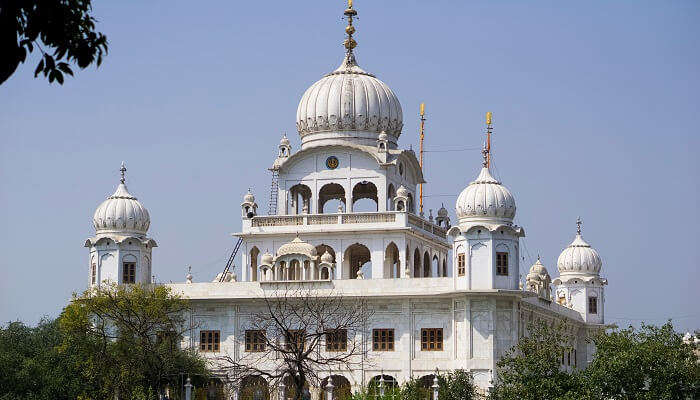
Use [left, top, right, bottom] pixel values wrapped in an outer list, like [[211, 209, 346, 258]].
[[93, 162, 151, 236], [557, 218, 602, 276]]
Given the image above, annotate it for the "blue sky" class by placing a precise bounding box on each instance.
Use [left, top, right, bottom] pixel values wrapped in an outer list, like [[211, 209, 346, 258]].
[[1, 0, 698, 332]]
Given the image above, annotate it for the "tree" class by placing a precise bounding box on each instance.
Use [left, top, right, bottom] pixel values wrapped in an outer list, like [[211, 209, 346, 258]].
[[489, 321, 581, 400], [218, 284, 372, 400], [0, 318, 87, 400], [59, 283, 209, 399], [580, 322, 700, 399], [0, 0, 108, 85], [438, 369, 479, 400]]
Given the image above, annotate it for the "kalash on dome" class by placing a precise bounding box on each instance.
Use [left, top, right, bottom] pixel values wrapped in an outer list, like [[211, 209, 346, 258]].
[[83, 1, 608, 395]]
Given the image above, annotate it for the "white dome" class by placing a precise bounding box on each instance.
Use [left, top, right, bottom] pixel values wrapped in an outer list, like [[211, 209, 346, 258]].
[[261, 252, 274, 266], [296, 52, 403, 147], [243, 189, 255, 204], [276, 237, 317, 259], [557, 234, 602, 276], [320, 250, 334, 264], [456, 167, 516, 223], [93, 182, 150, 236], [396, 185, 409, 198], [280, 134, 290, 147], [527, 257, 551, 282]]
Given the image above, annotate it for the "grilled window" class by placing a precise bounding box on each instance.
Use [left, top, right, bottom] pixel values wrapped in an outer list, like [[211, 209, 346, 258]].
[[285, 330, 305, 352], [457, 254, 465, 276], [91, 264, 97, 285], [496, 252, 508, 276], [123, 262, 136, 284], [326, 329, 347, 352], [588, 297, 598, 314], [421, 328, 443, 351], [372, 329, 394, 351], [245, 330, 266, 352], [200, 330, 220, 352]]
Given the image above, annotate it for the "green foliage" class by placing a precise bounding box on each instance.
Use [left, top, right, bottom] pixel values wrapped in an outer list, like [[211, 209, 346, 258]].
[[0, 318, 85, 400], [0, 0, 108, 85], [579, 322, 700, 399], [438, 370, 478, 400], [489, 321, 581, 400], [399, 378, 430, 400], [58, 283, 209, 399]]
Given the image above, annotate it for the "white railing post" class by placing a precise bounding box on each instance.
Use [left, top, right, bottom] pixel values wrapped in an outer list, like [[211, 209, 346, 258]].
[[432, 370, 439, 400], [325, 378, 334, 400], [184, 376, 193, 400]]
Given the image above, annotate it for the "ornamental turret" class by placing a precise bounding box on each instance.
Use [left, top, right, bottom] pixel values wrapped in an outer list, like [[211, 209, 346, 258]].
[[85, 163, 157, 287]]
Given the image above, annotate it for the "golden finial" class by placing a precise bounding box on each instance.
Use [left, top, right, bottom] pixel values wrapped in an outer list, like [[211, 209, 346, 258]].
[[343, 0, 358, 52], [484, 112, 493, 168], [486, 111, 492, 126], [420, 102, 425, 117]]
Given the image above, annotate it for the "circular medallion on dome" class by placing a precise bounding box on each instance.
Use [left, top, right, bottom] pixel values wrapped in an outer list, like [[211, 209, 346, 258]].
[[325, 156, 339, 170]]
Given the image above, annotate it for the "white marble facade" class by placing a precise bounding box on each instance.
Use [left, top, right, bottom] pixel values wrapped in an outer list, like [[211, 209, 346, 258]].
[[83, 3, 608, 396]]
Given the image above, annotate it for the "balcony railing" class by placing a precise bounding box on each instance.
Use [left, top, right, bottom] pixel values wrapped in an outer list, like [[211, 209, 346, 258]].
[[250, 211, 447, 239]]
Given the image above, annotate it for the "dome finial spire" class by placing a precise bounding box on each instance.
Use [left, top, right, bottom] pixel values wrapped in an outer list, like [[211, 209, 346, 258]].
[[576, 216, 582, 235], [343, 0, 358, 55], [120, 161, 127, 184], [483, 112, 493, 168]]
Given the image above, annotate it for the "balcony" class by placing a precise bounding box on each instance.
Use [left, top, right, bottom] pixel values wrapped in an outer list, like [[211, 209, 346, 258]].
[[244, 211, 448, 240]]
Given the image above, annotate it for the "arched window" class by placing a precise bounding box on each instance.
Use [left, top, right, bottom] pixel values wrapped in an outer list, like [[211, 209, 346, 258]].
[[442, 258, 447, 277], [432, 255, 439, 277], [423, 251, 431, 277], [315, 244, 336, 263], [318, 183, 345, 214], [385, 242, 400, 278], [344, 243, 371, 279], [321, 267, 330, 280], [407, 193, 415, 214], [319, 376, 352, 400], [122, 254, 137, 284], [289, 184, 312, 214], [352, 181, 378, 212], [240, 375, 269, 400], [387, 184, 396, 211], [413, 248, 421, 278], [250, 247, 260, 282]]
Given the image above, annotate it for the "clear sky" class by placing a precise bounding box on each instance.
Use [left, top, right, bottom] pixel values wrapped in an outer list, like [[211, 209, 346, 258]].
[[1, 0, 698, 332]]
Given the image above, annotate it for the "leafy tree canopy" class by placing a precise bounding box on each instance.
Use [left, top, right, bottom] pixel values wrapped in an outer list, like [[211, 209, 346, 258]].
[[0, 0, 108, 85]]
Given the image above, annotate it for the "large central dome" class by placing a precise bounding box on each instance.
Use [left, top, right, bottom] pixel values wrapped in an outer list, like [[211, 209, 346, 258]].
[[296, 52, 403, 148]]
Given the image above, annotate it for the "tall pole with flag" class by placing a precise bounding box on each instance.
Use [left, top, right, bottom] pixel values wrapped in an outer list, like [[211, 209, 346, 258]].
[[419, 102, 426, 215]]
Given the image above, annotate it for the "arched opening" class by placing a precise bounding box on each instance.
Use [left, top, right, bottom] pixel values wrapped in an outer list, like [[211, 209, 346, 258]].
[[315, 244, 336, 263], [240, 375, 269, 400], [319, 183, 346, 214], [385, 242, 400, 278], [320, 266, 330, 280], [277, 261, 286, 280], [413, 248, 421, 278], [283, 375, 310, 400], [423, 251, 431, 277], [344, 243, 371, 279], [418, 375, 437, 400], [250, 247, 260, 282], [303, 260, 311, 280], [289, 259, 301, 280], [368, 375, 399, 398], [442, 258, 447, 277], [407, 193, 415, 214], [387, 184, 396, 211], [289, 184, 312, 214], [432, 255, 439, 277], [352, 181, 378, 212], [319, 375, 351, 400]]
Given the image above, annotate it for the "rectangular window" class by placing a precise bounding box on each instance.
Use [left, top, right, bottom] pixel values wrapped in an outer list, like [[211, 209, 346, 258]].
[[421, 328, 443, 351], [123, 262, 136, 284], [285, 330, 305, 352], [496, 252, 508, 276], [588, 297, 598, 314], [372, 329, 394, 351], [200, 330, 220, 352], [457, 254, 465, 276], [91, 264, 97, 285], [326, 329, 348, 352], [245, 330, 265, 352]]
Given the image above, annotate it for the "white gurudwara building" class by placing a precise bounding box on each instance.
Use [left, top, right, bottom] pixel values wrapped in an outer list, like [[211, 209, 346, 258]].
[[83, 2, 608, 397]]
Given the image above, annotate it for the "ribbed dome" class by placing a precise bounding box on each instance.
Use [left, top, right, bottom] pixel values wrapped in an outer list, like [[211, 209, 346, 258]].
[[93, 182, 150, 236], [296, 52, 403, 147], [456, 167, 516, 223], [276, 237, 317, 259], [527, 257, 551, 282], [557, 234, 602, 275]]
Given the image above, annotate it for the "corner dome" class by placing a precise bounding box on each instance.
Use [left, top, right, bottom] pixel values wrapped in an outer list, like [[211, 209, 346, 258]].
[[455, 167, 516, 224], [276, 237, 317, 259], [527, 257, 551, 282], [296, 51, 403, 148], [557, 233, 602, 276], [93, 165, 150, 236]]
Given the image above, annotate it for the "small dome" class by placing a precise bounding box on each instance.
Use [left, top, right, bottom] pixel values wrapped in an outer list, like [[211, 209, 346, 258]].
[[396, 185, 409, 198], [437, 204, 448, 217], [276, 237, 317, 259], [261, 252, 274, 266], [280, 134, 290, 147], [557, 234, 602, 276], [320, 250, 334, 264], [455, 167, 516, 223], [243, 189, 255, 204], [378, 131, 388, 141], [296, 53, 403, 147], [527, 257, 551, 282], [93, 166, 150, 236]]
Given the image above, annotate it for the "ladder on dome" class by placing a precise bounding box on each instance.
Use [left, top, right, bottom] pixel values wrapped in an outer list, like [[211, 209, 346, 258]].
[[268, 169, 279, 215], [219, 237, 243, 282]]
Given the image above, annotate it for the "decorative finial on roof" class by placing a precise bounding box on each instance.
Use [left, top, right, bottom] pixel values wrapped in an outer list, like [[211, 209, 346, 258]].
[[483, 112, 493, 169], [343, 0, 358, 54], [120, 162, 127, 184], [576, 216, 582, 235]]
